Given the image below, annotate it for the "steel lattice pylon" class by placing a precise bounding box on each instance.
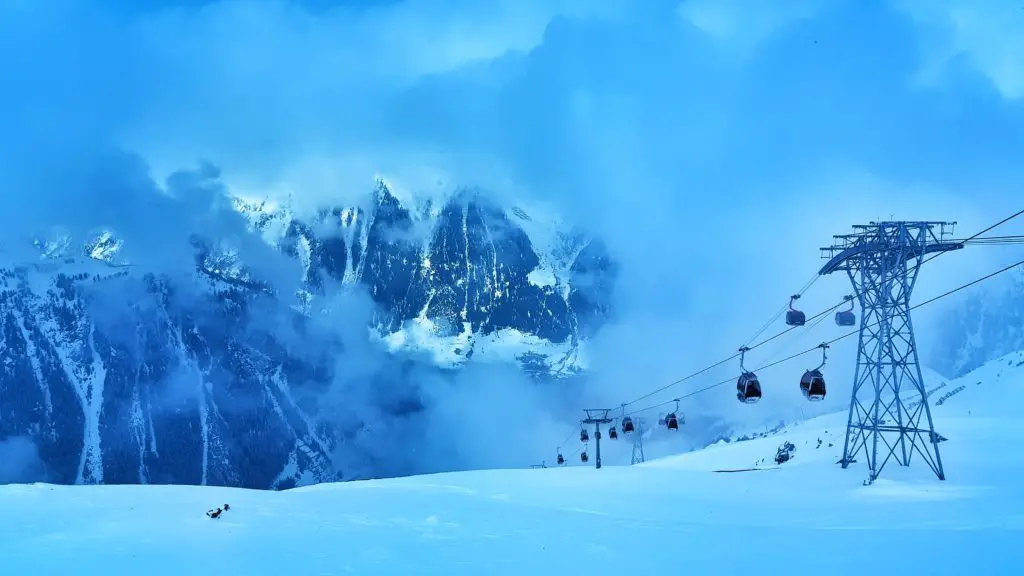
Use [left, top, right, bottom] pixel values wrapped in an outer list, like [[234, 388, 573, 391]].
[[819, 221, 962, 483], [582, 409, 614, 469], [630, 417, 647, 465]]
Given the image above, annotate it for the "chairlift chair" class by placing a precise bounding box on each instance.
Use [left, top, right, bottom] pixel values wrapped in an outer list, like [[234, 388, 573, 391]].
[[786, 294, 806, 326], [665, 413, 678, 430], [665, 399, 682, 429]]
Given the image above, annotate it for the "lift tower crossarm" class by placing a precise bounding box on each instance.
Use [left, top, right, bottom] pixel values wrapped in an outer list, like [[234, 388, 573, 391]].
[[818, 220, 958, 483], [819, 220, 962, 275], [582, 409, 615, 469]]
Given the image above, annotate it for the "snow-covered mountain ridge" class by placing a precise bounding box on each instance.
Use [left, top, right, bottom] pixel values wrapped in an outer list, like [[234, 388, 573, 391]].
[[0, 176, 616, 489], [230, 181, 615, 373]]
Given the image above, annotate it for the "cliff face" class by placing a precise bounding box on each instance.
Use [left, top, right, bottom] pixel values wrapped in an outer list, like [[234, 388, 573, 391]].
[[0, 180, 616, 489], [263, 184, 614, 370]]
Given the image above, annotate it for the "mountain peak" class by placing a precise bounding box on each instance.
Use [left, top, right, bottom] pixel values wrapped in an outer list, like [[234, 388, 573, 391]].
[[0, 176, 617, 489]]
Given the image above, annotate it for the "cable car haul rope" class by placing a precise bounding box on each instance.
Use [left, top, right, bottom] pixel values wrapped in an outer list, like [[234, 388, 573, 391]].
[[556, 209, 1024, 462]]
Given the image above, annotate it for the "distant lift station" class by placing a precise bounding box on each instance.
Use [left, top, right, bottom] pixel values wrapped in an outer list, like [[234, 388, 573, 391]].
[[819, 221, 963, 483]]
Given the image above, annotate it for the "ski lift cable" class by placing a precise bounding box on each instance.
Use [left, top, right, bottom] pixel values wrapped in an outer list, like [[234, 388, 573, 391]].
[[555, 429, 577, 451], [761, 303, 831, 366], [919, 209, 1024, 267], [622, 255, 1024, 418], [618, 295, 851, 407], [962, 234, 1024, 244], [960, 210, 1024, 242], [619, 209, 1024, 411], [741, 271, 819, 348], [743, 299, 846, 352], [741, 301, 789, 348]]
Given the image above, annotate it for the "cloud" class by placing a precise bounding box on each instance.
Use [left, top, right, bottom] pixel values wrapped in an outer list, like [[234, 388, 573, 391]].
[[114, 0, 629, 178], [0, 436, 48, 484], [677, 0, 830, 58], [898, 0, 1024, 99], [2, 0, 1023, 465]]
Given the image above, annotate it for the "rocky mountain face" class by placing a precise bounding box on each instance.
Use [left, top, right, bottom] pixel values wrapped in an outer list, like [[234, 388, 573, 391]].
[[928, 265, 1024, 378], [0, 181, 616, 489], [259, 183, 615, 371], [0, 264, 340, 488]]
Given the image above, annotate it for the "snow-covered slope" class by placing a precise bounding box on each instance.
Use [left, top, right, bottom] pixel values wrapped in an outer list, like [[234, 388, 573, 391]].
[[929, 264, 1024, 377], [1, 353, 1020, 575], [643, 351, 1023, 476]]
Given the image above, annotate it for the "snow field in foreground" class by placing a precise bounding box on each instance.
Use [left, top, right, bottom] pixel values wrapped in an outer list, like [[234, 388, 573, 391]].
[[2, 353, 1023, 575]]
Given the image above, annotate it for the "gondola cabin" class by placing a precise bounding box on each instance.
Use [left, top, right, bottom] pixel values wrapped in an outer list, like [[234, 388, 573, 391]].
[[799, 369, 826, 401], [786, 309, 806, 326], [836, 295, 856, 327], [580, 429, 589, 442], [557, 453, 565, 465], [786, 295, 806, 326], [835, 310, 855, 326], [622, 416, 635, 433], [608, 427, 618, 439], [737, 372, 762, 403], [580, 451, 589, 463]]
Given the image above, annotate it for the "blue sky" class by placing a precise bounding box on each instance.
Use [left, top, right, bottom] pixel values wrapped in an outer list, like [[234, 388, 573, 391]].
[[2, 0, 1023, 425]]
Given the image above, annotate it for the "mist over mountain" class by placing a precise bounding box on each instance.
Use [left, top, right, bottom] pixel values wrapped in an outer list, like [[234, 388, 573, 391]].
[[0, 153, 616, 488], [928, 266, 1024, 379]]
